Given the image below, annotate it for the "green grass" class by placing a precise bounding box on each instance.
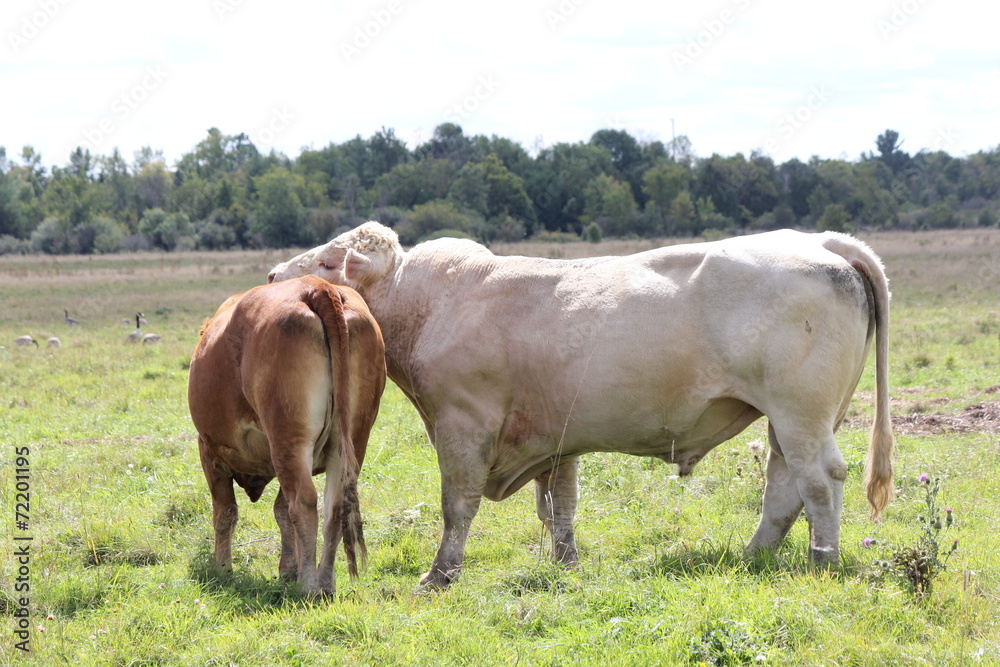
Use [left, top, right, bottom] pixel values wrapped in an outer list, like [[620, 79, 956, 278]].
[[2, 230, 1000, 665]]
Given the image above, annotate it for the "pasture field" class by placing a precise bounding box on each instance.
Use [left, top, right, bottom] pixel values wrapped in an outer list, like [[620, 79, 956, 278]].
[[1, 229, 999, 666]]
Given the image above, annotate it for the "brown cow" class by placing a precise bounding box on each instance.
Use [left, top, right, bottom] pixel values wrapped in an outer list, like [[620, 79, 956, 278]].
[[188, 275, 386, 595]]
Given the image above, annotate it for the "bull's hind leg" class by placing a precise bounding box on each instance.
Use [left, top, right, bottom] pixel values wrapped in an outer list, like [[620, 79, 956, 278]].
[[317, 441, 345, 594], [749, 421, 847, 564], [272, 448, 321, 595], [534, 456, 579, 565], [746, 422, 804, 555], [273, 489, 298, 581], [198, 436, 239, 570]]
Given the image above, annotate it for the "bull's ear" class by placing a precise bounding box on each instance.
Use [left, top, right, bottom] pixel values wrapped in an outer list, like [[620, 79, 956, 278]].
[[343, 249, 376, 285]]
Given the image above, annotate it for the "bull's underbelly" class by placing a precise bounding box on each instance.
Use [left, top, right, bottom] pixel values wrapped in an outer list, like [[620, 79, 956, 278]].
[[211, 421, 332, 479], [484, 397, 763, 501]]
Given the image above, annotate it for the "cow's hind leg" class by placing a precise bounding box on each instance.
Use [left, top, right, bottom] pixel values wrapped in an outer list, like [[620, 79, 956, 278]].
[[317, 441, 345, 594], [272, 449, 321, 595], [273, 488, 298, 581], [745, 422, 804, 556], [534, 456, 579, 566], [198, 436, 239, 570], [750, 421, 847, 564]]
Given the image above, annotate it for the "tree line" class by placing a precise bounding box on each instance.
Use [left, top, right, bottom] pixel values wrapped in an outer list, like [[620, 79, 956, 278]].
[[1, 124, 997, 255]]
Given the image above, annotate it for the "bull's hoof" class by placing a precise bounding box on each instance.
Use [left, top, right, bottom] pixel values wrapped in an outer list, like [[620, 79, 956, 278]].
[[418, 567, 458, 590], [554, 544, 579, 567], [298, 586, 333, 599], [809, 545, 840, 566]]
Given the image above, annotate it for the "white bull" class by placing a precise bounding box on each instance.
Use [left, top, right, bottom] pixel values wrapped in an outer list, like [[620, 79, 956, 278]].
[[269, 222, 894, 588]]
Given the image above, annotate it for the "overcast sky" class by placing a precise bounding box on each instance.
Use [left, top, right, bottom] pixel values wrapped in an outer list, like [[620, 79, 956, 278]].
[[3, 0, 998, 169]]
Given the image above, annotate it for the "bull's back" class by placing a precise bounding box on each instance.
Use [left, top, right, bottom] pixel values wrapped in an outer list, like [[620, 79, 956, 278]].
[[430, 233, 870, 444]]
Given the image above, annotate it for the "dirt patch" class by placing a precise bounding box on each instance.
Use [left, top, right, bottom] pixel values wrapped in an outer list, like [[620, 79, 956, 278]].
[[848, 401, 1000, 436], [986, 385, 1000, 394]]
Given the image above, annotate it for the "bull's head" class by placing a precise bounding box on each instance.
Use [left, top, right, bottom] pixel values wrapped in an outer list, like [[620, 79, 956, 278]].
[[268, 221, 402, 290]]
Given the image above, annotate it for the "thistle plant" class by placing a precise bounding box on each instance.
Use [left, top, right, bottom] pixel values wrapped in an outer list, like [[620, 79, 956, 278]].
[[879, 474, 958, 598]]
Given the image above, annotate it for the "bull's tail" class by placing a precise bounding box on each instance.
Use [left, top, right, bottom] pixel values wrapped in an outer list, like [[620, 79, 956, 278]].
[[822, 233, 895, 520], [305, 279, 368, 578]]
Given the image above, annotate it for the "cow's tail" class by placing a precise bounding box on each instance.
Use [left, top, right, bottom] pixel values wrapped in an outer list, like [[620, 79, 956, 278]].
[[306, 280, 367, 578], [822, 233, 895, 520]]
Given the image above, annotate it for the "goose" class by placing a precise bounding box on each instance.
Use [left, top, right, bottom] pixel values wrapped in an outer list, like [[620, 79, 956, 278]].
[[47, 337, 61, 348], [14, 335, 38, 347], [142, 333, 162, 345], [64, 309, 80, 326], [126, 314, 144, 343]]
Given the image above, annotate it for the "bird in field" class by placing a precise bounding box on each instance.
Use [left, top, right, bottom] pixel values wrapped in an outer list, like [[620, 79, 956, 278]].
[[64, 309, 80, 326], [14, 335, 38, 347], [142, 333, 162, 345], [126, 314, 144, 343], [47, 337, 61, 348]]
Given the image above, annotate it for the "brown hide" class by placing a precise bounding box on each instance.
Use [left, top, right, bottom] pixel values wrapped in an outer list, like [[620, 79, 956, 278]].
[[187, 275, 386, 595]]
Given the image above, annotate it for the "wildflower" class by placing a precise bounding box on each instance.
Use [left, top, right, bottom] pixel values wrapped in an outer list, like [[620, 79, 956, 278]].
[[37, 625, 46, 633], [747, 439, 765, 456], [46, 614, 55, 621], [946, 508, 954, 526], [918, 473, 929, 484], [863, 537, 874, 548], [951, 539, 959, 552]]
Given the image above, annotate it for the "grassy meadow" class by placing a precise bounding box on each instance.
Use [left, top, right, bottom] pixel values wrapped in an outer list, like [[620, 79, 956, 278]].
[[1, 229, 999, 665]]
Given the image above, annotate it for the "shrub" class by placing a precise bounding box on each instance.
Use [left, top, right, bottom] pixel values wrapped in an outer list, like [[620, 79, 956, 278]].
[[818, 204, 855, 233], [139, 208, 195, 251], [76, 216, 125, 254], [530, 230, 580, 243], [583, 221, 602, 243], [0, 234, 30, 255], [31, 217, 73, 254], [476, 214, 526, 243], [396, 200, 479, 245], [196, 221, 237, 250]]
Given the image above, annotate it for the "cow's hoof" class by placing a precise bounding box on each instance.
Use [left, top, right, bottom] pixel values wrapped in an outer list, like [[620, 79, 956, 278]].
[[418, 568, 457, 590], [809, 545, 840, 567], [554, 546, 579, 567]]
